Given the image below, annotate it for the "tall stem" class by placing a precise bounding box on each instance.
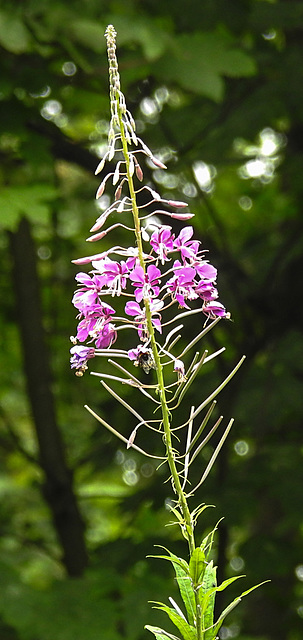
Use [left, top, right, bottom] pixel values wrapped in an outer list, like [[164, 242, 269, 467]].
[[117, 99, 196, 555]]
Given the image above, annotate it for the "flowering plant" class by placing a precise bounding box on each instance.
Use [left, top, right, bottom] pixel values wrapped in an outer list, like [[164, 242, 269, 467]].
[[70, 25, 266, 640]]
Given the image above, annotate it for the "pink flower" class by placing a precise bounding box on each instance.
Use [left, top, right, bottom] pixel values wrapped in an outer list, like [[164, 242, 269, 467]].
[[150, 225, 174, 263], [167, 261, 197, 308], [92, 258, 129, 296], [125, 299, 163, 339], [195, 262, 217, 280], [195, 281, 218, 301], [70, 345, 95, 373], [72, 273, 103, 312], [75, 302, 116, 346], [129, 264, 161, 302], [95, 322, 117, 348], [174, 226, 200, 262], [203, 301, 227, 319]]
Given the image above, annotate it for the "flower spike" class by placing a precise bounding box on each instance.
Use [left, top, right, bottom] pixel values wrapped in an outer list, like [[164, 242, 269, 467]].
[[69, 26, 263, 640]]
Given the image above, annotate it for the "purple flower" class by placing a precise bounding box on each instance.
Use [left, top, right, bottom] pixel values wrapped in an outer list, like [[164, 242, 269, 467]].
[[167, 261, 197, 308], [174, 226, 200, 262], [129, 264, 161, 302], [76, 302, 116, 345], [150, 225, 174, 263], [95, 322, 117, 348], [203, 301, 227, 319], [125, 255, 139, 270], [195, 281, 218, 301], [124, 300, 143, 317], [72, 272, 103, 312], [70, 345, 95, 374], [195, 262, 217, 281], [125, 299, 163, 339], [92, 258, 129, 296]]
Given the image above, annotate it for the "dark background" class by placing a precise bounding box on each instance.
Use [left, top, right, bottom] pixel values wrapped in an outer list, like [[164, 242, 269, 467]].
[[0, 1, 303, 639]]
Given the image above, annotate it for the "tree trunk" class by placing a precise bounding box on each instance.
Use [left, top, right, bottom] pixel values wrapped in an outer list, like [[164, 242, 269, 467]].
[[9, 217, 88, 577]]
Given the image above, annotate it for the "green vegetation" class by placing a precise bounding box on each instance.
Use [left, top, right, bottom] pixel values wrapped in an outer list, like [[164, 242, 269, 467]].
[[0, 2, 303, 639]]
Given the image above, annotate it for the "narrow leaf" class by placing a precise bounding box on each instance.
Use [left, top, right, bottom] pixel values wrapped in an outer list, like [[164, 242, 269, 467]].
[[200, 562, 217, 637], [213, 580, 270, 637], [216, 575, 245, 593], [189, 547, 206, 587], [172, 559, 196, 627], [152, 603, 196, 640], [145, 625, 181, 640], [148, 546, 190, 574]]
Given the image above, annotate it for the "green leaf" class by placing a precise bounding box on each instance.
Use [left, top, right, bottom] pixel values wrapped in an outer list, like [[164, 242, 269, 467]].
[[152, 602, 196, 640], [149, 546, 196, 626], [200, 520, 223, 561], [200, 568, 247, 638], [0, 11, 32, 53], [0, 184, 57, 231], [215, 575, 246, 593], [200, 562, 217, 639], [213, 581, 270, 638], [171, 559, 196, 627], [148, 546, 190, 574], [69, 19, 106, 53], [145, 625, 181, 640], [189, 547, 206, 587], [107, 14, 169, 61], [152, 31, 256, 101]]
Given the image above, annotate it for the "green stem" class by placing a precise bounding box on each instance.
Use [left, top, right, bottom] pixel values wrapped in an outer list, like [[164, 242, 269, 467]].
[[117, 99, 196, 555]]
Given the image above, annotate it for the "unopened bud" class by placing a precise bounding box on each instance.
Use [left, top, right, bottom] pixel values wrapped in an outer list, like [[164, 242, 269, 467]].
[[129, 154, 135, 177], [131, 129, 138, 145], [71, 252, 107, 265], [127, 426, 139, 449], [96, 173, 112, 199], [72, 257, 93, 265], [96, 182, 105, 199], [166, 200, 188, 208], [115, 183, 123, 200], [135, 159, 143, 181], [117, 197, 127, 213], [171, 213, 195, 220], [112, 162, 121, 185], [150, 155, 167, 169], [86, 230, 108, 242], [139, 138, 153, 157], [90, 213, 108, 232], [95, 156, 106, 175]]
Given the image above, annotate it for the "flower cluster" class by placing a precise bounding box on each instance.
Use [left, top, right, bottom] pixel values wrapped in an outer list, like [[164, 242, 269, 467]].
[[70, 24, 228, 376], [70, 221, 227, 373]]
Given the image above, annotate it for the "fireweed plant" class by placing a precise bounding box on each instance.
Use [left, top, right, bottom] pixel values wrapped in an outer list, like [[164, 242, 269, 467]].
[[70, 25, 266, 640]]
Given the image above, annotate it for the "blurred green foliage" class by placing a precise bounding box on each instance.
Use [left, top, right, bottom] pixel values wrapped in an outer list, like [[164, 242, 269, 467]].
[[0, 1, 303, 639]]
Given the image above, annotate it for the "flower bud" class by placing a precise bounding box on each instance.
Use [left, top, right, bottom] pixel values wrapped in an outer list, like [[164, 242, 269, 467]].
[[95, 155, 106, 175], [171, 213, 195, 220]]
